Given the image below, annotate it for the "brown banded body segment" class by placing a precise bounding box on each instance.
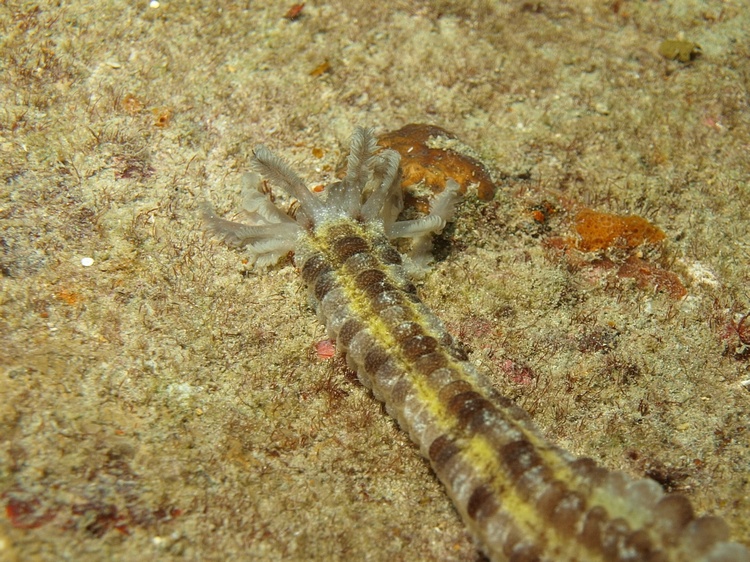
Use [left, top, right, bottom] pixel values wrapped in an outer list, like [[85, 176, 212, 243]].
[[364, 347, 390, 376], [331, 234, 370, 263], [369, 356, 405, 399], [300, 253, 331, 285], [438, 380, 474, 404], [400, 334, 439, 360], [391, 320, 421, 338], [356, 268, 390, 293], [342, 252, 381, 277], [448, 391, 497, 434], [338, 318, 364, 349], [314, 270, 338, 301], [376, 243, 403, 265], [467, 484, 500, 521], [429, 434, 461, 472], [579, 505, 609, 551], [378, 305, 410, 328], [370, 291, 407, 313], [413, 352, 450, 377]]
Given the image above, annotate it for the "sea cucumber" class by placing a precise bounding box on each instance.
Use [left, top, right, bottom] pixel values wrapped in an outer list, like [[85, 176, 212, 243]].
[[203, 127, 748, 562]]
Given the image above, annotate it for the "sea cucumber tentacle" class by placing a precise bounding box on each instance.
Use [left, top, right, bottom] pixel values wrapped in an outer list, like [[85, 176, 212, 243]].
[[206, 127, 749, 562]]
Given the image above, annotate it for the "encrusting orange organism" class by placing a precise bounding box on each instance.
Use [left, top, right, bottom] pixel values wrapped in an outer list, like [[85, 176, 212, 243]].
[[378, 123, 496, 204], [574, 209, 666, 252]]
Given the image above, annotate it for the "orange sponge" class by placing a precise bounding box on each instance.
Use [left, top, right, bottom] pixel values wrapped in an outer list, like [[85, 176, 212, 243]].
[[378, 123, 496, 202], [574, 209, 665, 251]]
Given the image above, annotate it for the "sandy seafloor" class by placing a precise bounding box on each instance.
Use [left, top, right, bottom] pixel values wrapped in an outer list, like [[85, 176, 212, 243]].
[[1, 1, 749, 560]]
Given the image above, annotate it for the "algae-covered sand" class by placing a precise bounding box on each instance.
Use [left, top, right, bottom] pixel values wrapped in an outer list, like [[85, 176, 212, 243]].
[[1, 1, 748, 560]]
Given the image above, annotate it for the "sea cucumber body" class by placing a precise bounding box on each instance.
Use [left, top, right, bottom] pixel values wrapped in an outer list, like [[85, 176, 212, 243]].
[[205, 128, 749, 562], [297, 220, 747, 562]]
